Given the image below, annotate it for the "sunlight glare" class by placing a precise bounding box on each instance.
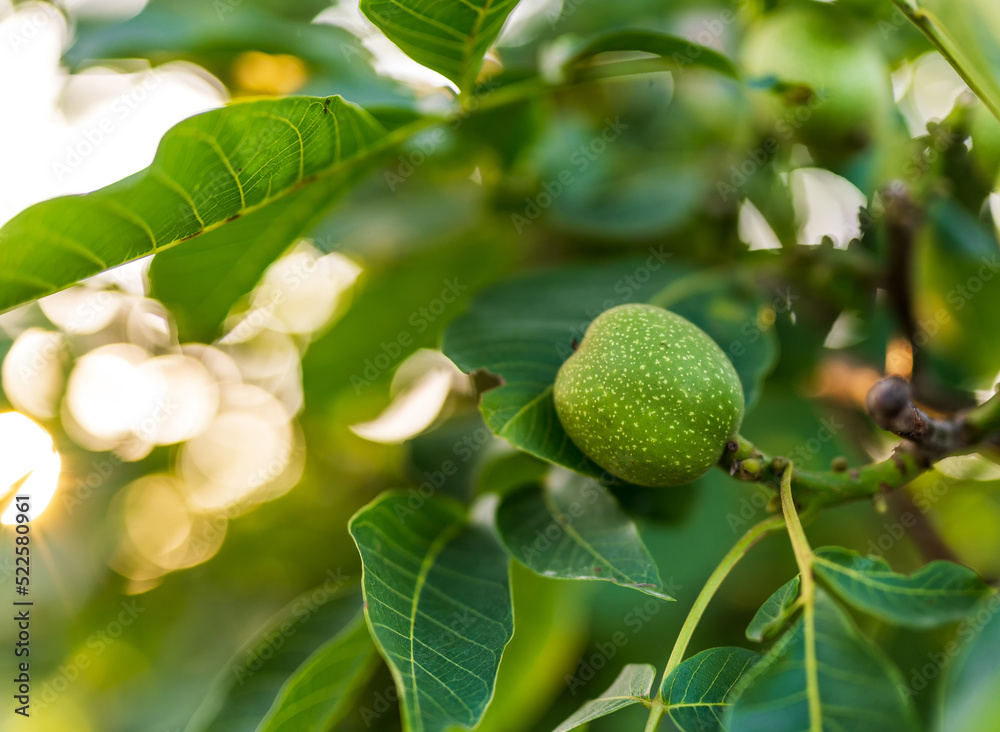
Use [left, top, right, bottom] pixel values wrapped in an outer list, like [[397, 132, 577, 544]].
[[0, 412, 61, 524]]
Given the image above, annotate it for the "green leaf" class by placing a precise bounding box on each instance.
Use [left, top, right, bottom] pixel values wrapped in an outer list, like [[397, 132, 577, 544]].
[[551, 663, 656, 732], [660, 647, 759, 732], [898, 0, 1000, 121], [441, 260, 778, 476], [185, 582, 369, 732], [256, 612, 379, 732], [475, 448, 550, 498], [349, 492, 514, 732], [494, 470, 674, 600], [65, 1, 408, 105], [727, 589, 919, 732], [476, 565, 590, 732], [560, 29, 740, 80], [813, 547, 992, 629], [746, 577, 800, 643], [149, 178, 336, 342], [937, 594, 1000, 732], [360, 0, 522, 92], [0, 96, 389, 314]]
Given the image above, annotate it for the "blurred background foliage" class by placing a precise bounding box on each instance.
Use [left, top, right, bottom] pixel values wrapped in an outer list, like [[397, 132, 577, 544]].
[[0, 0, 999, 729]]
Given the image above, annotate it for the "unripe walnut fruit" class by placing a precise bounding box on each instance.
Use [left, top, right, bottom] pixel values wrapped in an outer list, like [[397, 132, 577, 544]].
[[554, 304, 744, 487]]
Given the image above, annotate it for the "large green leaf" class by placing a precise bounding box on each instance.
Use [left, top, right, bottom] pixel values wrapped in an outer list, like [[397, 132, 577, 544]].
[[727, 590, 919, 732], [551, 663, 656, 732], [898, 0, 1000, 121], [185, 583, 369, 732], [0, 96, 389, 314], [149, 177, 339, 342], [746, 577, 800, 643], [256, 612, 378, 732], [660, 647, 759, 732], [936, 594, 1000, 732], [349, 492, 514, 732], [495, 470, 674, 600], [361, 0, 521, 91], [813, 547, 992, 629], [441, 261, 778, 476]]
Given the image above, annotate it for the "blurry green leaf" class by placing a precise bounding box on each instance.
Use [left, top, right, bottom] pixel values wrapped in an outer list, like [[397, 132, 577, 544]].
[[936, 594, 1000, 732], [0, 96, 389, 314], [186, 583, 368, 732], [660, 647, 759, 731], [257, 612, 378, 732], [476, 565, 590, 732], [443, 261, 778, 475], [361, 0, 522, 91], [898, 0, 1000, 120], [548, 161, 712, 242], [65, 0, 409, 104], [475, 448, 550, 497], [727, 590, 919, 732], [551, 663, 656, 732], [561, 29, 739, 80], [915, 198, 1000, 391], [813, 547, 992, 629], [746, 577, 800, 643], [495, 470, 674, 600], [349, 492, 514, 732], [150, 176, 343, 342]]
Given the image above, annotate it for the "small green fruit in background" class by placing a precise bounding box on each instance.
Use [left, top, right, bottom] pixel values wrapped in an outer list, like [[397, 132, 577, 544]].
[[969, 102, 1000, 187], [554, 303, 744, 487], [741, 3, 892, 154]]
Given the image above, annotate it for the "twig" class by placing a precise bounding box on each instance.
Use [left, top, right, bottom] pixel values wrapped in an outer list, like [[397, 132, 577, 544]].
[[720, 372, 1000, 508]]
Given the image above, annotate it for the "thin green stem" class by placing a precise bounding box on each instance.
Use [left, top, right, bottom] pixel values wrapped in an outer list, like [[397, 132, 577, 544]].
[[471, 57, 683, 115], [889, 0, 1000, 122], [720, 434, 925, 506], [643, 514, 785, 731], [779, 464, 820, 732], [643, 704, 666, 732], [664, 514, 786, 674]]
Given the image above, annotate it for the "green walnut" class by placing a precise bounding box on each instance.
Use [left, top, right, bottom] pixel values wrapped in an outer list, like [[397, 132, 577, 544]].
[[554, 304, 744, 487]]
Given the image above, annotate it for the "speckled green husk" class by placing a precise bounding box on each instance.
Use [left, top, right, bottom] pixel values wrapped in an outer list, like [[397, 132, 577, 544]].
[[554, 303, 745, 487]]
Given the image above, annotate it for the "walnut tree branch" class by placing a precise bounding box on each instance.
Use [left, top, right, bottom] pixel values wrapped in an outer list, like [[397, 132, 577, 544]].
[[718, 376, 1000, 509]]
